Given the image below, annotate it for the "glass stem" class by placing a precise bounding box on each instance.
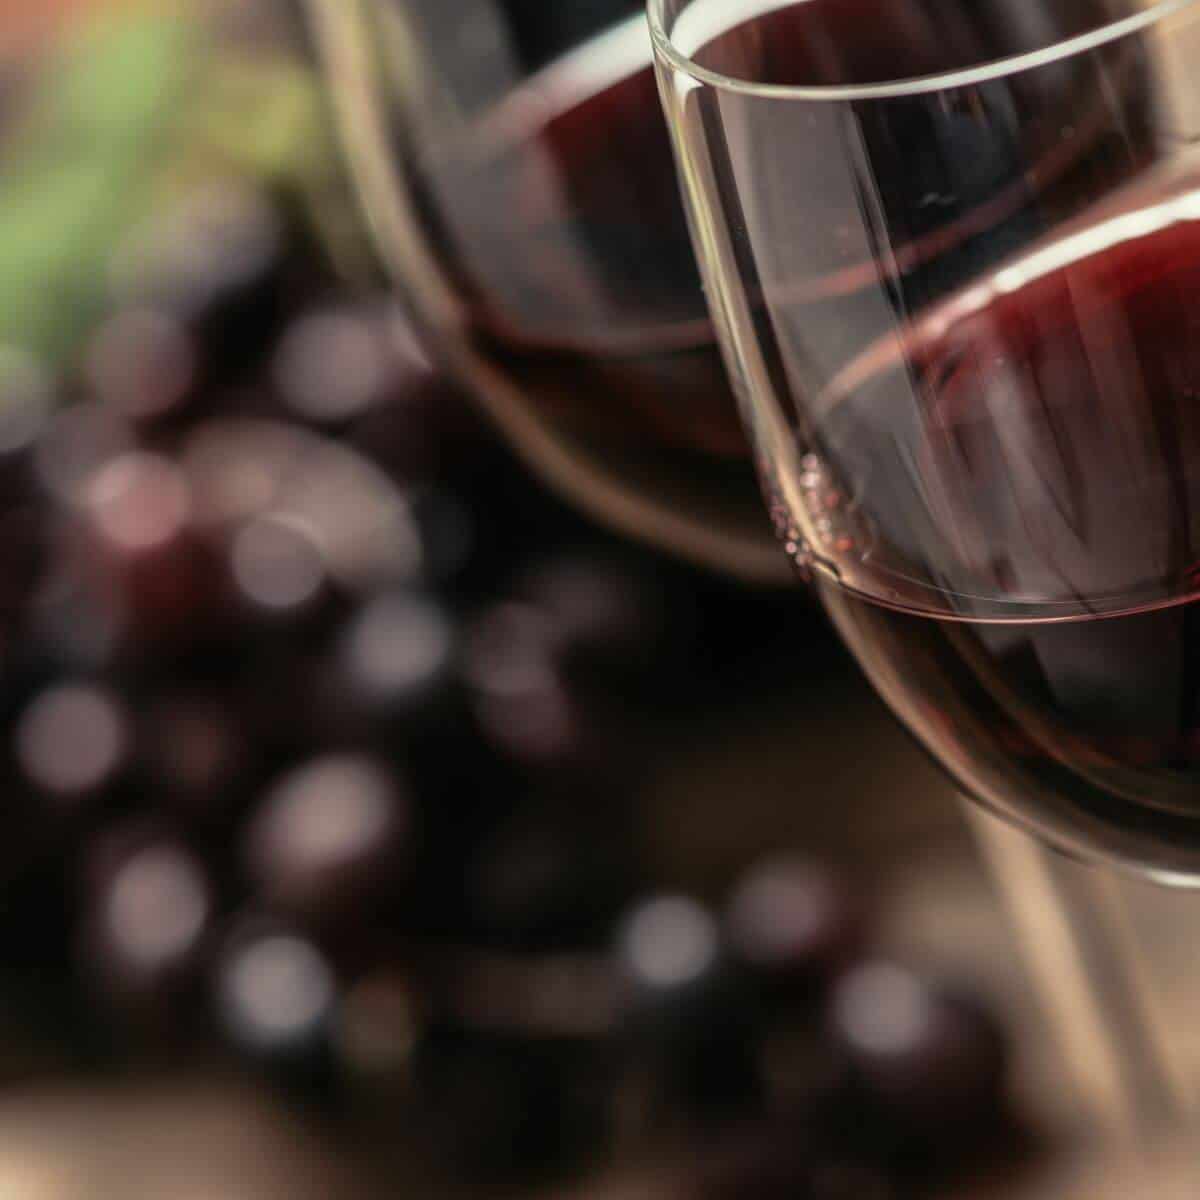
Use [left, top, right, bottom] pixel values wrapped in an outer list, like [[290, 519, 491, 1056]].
[[962, 801, 1193, 1144]]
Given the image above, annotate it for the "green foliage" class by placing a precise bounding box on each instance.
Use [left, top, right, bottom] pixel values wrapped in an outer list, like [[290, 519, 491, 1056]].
[[0, 3, 352, 370], [0, 9, 196, 359]]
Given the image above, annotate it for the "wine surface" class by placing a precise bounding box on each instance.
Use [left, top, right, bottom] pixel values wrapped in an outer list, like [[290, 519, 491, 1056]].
[[821, 580, 1200, 875]]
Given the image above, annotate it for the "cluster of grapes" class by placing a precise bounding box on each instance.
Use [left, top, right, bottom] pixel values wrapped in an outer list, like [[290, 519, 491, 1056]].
[[0, 171, 1020, 1196], [621, 869, 1022, 1199]]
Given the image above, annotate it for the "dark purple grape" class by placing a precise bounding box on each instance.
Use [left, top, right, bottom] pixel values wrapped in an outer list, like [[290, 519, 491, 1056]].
[[467, 817, 637, 952], [346, 390, 441, 489], [182, 420, 425, 596], [315, 592, 483, 853], [227, 513, 335, 638], [214, 919, 340, 1095], [82, 452, 190, 548], [74, 451, 228, 648], [828, 962, 1009, 1145], [512, 554, 666, 692], [0, 683, 134, 972], [616, 895, 761, 1126], [14, 680, 132, 809], [727, 858, 868, 1009], [24, 555, 127, 675], [618, 893, 723, 1015], [346, 315, 485, 485], [459, 602, 593, 772], [450, 448, 595, 588], [82, 308, 199, 426], [329, 589, 458, 733], [33, 402, 135, 509], [226, 651, 325, 777], [137, 691, 252, 824], [401, 764, 530, 946], [78, 837, 214, 1017], [242, 756, 412, 926], [272, 303, 397, 428]]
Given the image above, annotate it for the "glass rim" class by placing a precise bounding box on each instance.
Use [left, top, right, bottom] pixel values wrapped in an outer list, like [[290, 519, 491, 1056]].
[[647, 0, 1200, 100]]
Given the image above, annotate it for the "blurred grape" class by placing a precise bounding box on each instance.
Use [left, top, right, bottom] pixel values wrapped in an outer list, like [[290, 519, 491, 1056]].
[[242, 755, 412, 927], [181, 419, 424, 593], [460, 601, 592, 772], [136, 689, 253, 824], [329, 589, 459, 734], [512, 553, 667, 694], [727, 858, 867, 1009], [215, 920, 340, 1096], [273, 302, 396, 427], [229, 513, 336, 639], [82, 308, 200, 426], [75, 450, 227, 648], [78, 835, 214, 1028], [616, 895, 761, 1128], [14, 680, 131, 810], [467, 815, 638, 952], [829, 962, 1010, 1154], [33, 402, 134, 508]]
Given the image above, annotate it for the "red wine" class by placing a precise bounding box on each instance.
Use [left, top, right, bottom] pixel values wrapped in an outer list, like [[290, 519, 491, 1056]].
[[793, 178, 1200, 872], [821, 582, 1200, 874], [439, 16, 746, 459], [802, 173, 1200, 617], [381, 11, 777, 572]]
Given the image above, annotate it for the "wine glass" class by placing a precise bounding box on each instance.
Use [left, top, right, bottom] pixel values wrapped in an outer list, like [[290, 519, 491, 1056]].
[[650, 0, 1200, 1139], [304, 0, 788, 581]]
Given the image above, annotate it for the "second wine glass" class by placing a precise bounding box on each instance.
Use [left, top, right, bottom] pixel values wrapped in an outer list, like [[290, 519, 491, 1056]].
[[306, 0, 789, 579]]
